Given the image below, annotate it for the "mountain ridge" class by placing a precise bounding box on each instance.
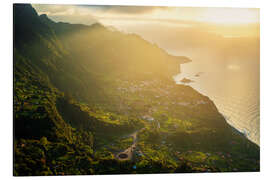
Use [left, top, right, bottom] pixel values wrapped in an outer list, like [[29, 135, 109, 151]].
[[14, 4, 259, 176]]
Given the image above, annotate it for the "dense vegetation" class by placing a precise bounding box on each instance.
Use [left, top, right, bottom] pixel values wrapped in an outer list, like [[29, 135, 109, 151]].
[[13, 4, 259, 176]]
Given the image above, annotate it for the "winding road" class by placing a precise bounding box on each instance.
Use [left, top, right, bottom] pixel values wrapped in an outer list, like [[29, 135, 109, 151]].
[[116, 128, 143, 161]]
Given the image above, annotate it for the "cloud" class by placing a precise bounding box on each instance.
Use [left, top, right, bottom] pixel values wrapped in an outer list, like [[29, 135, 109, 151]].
[[80, 5, 169, 14], [32, 4, 73, 15], [32, 4, 170, 25], [32, 4, 97, 25]]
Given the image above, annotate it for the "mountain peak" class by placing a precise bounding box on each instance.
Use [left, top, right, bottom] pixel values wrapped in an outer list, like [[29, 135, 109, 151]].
[[14, 4, 55, 45], [39, 14, 54, 24], [14, 4, 38, 18], [40, 14, 48, 19]]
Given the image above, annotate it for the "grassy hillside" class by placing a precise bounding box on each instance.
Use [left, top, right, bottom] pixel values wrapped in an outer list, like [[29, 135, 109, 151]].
[[13, 4, 259, 176]]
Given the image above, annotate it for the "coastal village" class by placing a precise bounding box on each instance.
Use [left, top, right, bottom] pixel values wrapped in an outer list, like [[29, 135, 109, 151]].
[[96, 76, 259, 172], [13, 4, 260, 175]]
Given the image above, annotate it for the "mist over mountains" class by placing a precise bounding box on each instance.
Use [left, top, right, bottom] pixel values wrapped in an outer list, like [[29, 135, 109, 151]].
[[13, 4, 259, 176]]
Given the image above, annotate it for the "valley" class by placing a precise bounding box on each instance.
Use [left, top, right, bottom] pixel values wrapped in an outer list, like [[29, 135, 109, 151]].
[[13, 4, 260, 176]]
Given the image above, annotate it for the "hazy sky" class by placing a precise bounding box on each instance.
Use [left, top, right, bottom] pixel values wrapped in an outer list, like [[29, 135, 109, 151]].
[[32, 4, 260, 64], [32, 4, 259, 36]]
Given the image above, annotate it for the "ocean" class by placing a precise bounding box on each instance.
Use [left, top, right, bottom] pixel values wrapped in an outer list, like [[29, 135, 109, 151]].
[[174, 58, 260, 146], [102, 22, 260, 146]]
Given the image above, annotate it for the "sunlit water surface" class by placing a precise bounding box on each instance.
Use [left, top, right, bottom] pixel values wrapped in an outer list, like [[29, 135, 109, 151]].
[[174, 59, 260, 146]]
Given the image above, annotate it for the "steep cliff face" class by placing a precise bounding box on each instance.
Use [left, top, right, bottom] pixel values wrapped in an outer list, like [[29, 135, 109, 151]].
[[14, 4, 259, 176]]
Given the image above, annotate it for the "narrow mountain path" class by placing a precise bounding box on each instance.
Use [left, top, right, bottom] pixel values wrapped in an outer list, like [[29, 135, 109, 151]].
[[116, 128, 144, 161]]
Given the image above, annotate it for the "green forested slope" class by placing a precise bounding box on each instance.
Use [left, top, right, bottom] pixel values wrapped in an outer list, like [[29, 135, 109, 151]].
[[13, 4, 259, 176]]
